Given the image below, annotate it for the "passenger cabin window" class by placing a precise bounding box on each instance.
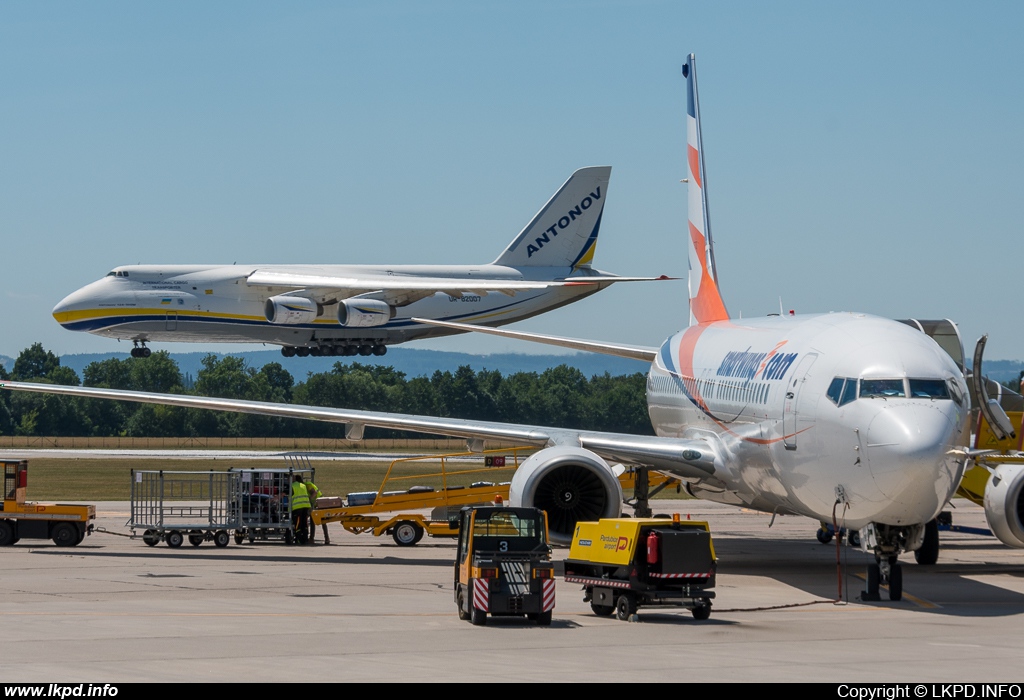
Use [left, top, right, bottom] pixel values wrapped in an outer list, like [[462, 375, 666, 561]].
[[860, 379, 906, 398], [908, 379, 951, 400]]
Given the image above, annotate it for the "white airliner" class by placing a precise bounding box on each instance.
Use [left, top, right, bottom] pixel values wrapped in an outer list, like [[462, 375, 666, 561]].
[[2, 55, 986, 603], [51, 166, 666, 358]]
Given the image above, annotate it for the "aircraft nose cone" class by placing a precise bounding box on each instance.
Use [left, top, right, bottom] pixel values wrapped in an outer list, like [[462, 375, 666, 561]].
[[864, 403, 962, 521]]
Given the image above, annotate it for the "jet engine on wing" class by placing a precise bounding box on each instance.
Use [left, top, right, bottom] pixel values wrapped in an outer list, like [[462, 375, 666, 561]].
[[338, 299, 395, 328], [264, 295, 319, 325], [508, 445, 623, 545], [984, 463, 1024, 547]]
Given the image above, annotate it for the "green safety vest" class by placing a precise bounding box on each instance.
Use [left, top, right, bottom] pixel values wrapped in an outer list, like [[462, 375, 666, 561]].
[[290, 481, 311, 510]]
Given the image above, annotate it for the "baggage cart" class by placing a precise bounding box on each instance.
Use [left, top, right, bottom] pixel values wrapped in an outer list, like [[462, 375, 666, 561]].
[[130, 470, 242, 548]]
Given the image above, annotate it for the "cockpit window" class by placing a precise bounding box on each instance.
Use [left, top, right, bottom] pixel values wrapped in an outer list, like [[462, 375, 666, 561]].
[[826, 378, 844, 404], [860, 379, 906, 398], [106, 271, 116, 277], [839, 378, 858, 406], [826, 377, 859, 406], [909, 379, 950, 400]]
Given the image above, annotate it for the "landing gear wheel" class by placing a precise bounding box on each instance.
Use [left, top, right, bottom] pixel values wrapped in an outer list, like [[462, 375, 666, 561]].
[[166, 531, 184, 548], [358, 344, 373, 356], [888, 563, 903, 601], [536, 610, 552, 626], [863, 563, 881, 601], [343, 345, 358, 356], [188, 532, 204, 547], [141, 347, 151, 358], [213, 530, 230, 548], [281, 347, 296, 358], [816, 527, 834, 544], [0, 520, 16, 546], [590, 602, 615, 617], [310, 346, 323, 357], [457, 589, 470, 621], [296, 347, 310, 358], [470, 606, 487, 626], [392, 521, 423, 547], [915, 519, 939, 566], [234, 531, 245, 545], [615, 594, 637, 621], [847, 529, 861, 547], [143, 530, 160, 547], [692, 599, 712, 621], [52, 523, 79, 547], [372, 344, 387, 356]]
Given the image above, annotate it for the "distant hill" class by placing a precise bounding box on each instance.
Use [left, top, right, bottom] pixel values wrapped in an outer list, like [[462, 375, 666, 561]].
[[55, 347, 646, 383]]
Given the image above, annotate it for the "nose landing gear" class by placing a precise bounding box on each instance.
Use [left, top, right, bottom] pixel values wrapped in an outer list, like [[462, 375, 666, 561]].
[[863, 556, 903, 602], [130, 341, 151, 358]]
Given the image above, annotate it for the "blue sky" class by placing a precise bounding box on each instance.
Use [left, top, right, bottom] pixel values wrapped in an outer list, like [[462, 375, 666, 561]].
[[2, 2, 1022, 361]]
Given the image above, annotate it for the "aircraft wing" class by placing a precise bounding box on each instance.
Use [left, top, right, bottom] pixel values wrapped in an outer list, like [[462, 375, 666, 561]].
[[0, 380, 716, 480], [246, 270, 672, 298], [411, 318, 659, 362]]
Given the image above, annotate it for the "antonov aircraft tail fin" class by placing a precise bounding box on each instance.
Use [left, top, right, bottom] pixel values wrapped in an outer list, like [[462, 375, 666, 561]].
[[491, 166, 610, 269], [684, 54, 729, 325]]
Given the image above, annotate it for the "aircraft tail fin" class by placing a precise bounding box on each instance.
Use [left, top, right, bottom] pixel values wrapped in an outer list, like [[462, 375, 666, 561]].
[[492, 166, 611, 269], [684, 54, 729, 325]]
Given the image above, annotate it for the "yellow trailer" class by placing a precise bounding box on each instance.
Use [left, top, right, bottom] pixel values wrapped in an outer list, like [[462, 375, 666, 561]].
[[0, 460, 95, 547]]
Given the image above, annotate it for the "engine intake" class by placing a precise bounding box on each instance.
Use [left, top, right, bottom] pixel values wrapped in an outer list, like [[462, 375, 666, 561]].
[[984, 463, 1024, 548], [508, 446, 622, 545], [264, 295, 318, 325], [338, 299, 395, 328]]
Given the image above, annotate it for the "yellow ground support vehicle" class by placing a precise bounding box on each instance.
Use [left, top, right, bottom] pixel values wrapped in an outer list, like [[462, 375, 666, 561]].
[[454, 505, 555, 626], [0, 460, 95, 547], [563, 515, 716, 621]]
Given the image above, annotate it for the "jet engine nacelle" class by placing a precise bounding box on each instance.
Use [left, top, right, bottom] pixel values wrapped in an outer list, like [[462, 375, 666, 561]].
[[338, 299, 395, 328], [508, 445, 623, 545], [984, 463, 1024, 548], [264, 295, 318, 325]]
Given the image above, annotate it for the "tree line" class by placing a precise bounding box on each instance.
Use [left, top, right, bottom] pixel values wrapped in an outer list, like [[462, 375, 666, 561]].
[[0, 343, 653, 438]]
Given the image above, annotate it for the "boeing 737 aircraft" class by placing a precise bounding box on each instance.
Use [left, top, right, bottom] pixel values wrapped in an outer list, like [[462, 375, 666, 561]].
[[3, 55, 993, 605], [51, 166, 666, 358]]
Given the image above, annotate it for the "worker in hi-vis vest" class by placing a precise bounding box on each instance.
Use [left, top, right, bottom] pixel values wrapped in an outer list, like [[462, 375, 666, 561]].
[[290, 475, 311, 545]]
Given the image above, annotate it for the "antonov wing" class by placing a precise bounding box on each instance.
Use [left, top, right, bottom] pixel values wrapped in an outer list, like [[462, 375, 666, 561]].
[[411, 318, 658, 362], [0, 380, 715, 480], [246, 270, 672, 297]]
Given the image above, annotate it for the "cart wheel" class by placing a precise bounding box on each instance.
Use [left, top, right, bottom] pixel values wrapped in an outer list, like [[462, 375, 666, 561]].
[[166, 531, 184, 548], [234, 531, 245, 545], [470, 606, 487, 626], [536, 610, 553, 627], [214, 530, 230, 548], [392, 521, 423, 547], [0, 520, 16, 546], [284, 530, 293, 545], [615, 594, 637, 621], [456, 588, 471, 621], [590, 602, 615, 617], [188, 531, 204, 547], [692, 599, 712, 621], [52, 522, 79, 547], [142, 530, 160, 547]]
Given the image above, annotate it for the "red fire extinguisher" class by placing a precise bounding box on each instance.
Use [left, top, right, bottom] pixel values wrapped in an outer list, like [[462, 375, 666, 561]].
[[646, 530, 660, 565]]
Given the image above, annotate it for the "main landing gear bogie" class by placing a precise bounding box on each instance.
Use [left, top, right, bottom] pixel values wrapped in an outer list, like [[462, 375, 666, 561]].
[[280, 343, 388, 358], [130, 341, 151, 358]]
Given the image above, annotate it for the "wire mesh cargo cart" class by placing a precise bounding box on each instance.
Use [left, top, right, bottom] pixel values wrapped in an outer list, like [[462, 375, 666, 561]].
[[130, 470, 243, 548], [228, 464, 314, 545]]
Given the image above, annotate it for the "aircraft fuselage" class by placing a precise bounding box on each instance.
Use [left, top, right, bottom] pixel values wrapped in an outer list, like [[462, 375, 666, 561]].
[[647, 312, 969, 529]]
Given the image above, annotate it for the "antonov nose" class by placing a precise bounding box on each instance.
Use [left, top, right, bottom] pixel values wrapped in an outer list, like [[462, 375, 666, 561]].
[[865, 403, 962, 523], [52, 280, 106, 328]]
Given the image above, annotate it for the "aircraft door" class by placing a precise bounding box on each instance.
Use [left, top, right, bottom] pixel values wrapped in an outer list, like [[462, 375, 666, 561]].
[[783, 353, 818, 450], [165, 312, 177, 331]]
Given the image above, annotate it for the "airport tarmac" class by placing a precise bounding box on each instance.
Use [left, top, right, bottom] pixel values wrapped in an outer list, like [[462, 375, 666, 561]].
[[4, 499, 1024, 683]]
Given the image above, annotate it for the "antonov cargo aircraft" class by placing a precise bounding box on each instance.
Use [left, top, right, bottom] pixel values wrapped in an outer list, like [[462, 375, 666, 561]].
[[51, 166, 666, 358], [3, 55, 988, 604]]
